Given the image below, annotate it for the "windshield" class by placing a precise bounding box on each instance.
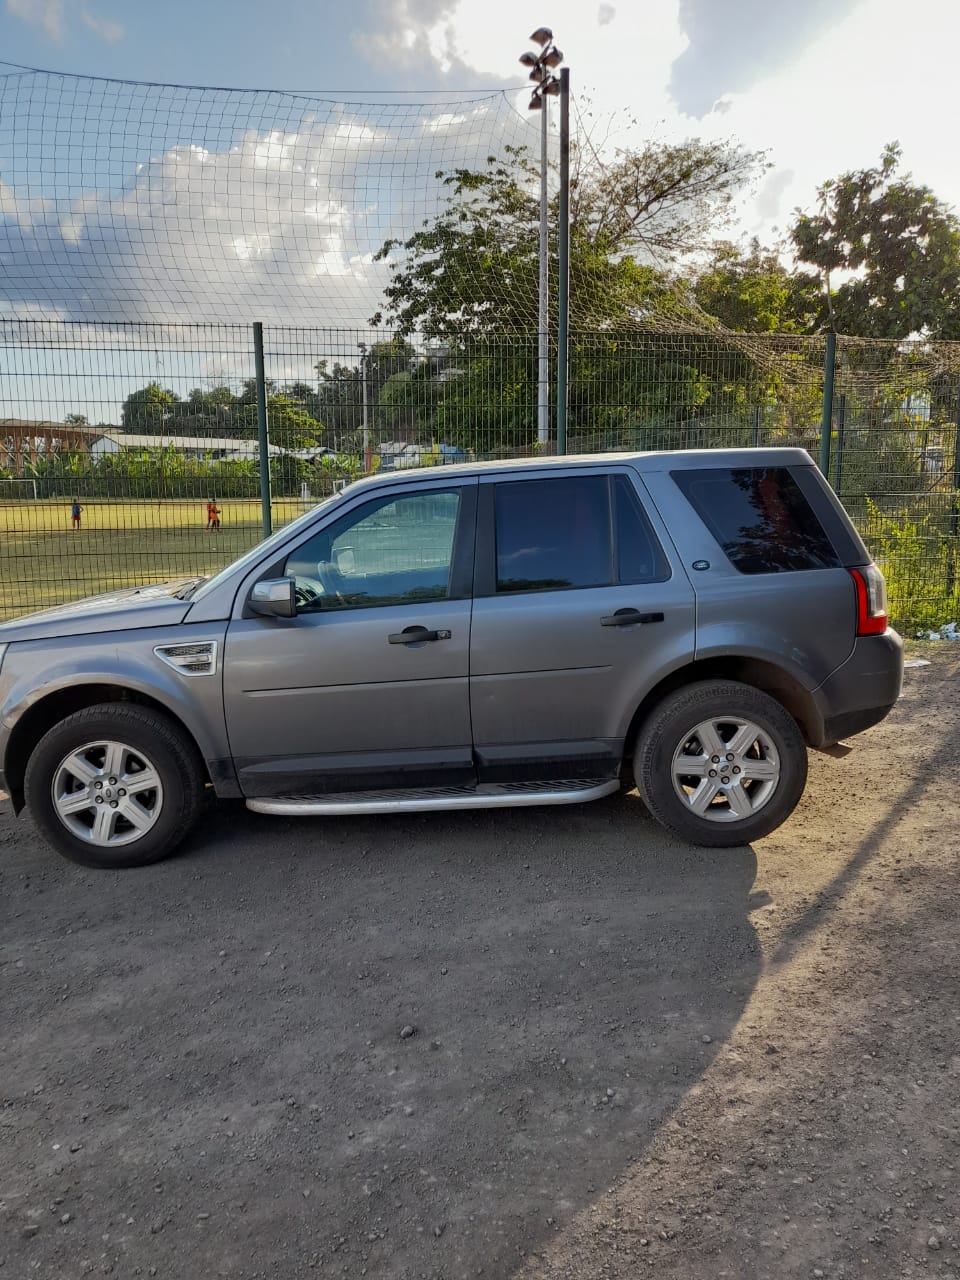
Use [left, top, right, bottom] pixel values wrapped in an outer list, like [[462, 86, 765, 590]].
[[188, 493, 346, 603]]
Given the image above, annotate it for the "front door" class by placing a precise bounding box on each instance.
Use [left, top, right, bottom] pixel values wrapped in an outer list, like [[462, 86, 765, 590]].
[[223, 482, 477, 796]]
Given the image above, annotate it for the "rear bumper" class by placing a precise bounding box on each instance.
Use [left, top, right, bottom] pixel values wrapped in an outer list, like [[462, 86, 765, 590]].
[[815, 630, 904, 746]]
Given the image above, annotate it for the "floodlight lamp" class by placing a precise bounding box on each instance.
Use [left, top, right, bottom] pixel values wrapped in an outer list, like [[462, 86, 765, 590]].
[[544, 47, 563, 67], [528, 89, 543, 110], [529, 68, 542, 82], [529, 26, 552, 45], [519, 51, 538, 67], [543, 79, 561, 96]]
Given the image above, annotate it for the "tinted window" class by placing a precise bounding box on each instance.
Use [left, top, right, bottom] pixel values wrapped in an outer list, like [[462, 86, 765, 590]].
[[614, 475, 671, 583], [285, 489, 460, 610], [672, 467, 840, 574], [495, 476, 612, 592]]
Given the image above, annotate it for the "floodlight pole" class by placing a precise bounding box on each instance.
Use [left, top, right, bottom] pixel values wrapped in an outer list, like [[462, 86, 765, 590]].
[[537, 98, 549, 448], [556, 66, 570, 457], [521, 27, 563, 452]]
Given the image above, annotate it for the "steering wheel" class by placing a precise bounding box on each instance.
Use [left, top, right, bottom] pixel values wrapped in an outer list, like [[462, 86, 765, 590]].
[[315, 560, 347, 606], [293, 576, 323, 610]]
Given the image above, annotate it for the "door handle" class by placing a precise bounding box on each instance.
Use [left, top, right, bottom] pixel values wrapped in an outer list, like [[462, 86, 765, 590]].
[[388, 626, 452, 644], [600, 609, 664, 627]]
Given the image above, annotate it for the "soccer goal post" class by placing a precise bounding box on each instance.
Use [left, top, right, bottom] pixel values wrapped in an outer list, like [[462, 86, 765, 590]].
[[0, 479, 38, 500]]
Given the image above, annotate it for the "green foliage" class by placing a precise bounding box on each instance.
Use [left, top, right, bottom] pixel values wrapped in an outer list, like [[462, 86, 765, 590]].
[[791, 143, 960, 338], [121, 382, 178, 434], [694, 239, 820, 334], [371, 139, 766, 341], [864, 497, 959, 630]]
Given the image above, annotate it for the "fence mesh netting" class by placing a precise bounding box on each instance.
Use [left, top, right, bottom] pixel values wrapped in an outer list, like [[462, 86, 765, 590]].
[[2, 319, 958, 628], [0, 64, 538, 326], [0, 66, 958, 629]]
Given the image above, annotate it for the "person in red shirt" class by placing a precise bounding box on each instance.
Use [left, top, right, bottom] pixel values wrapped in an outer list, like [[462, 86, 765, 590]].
[[205, 499, 221, 533]]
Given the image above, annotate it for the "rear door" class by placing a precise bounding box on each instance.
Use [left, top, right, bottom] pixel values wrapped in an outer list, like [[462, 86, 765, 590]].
[[468, 467, 696, 782]]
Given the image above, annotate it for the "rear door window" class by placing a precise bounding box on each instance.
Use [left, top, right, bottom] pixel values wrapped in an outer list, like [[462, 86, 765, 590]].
[[672, 467, 840, 574], [495, 476, 610, 592], [493, 474, 669, 593]]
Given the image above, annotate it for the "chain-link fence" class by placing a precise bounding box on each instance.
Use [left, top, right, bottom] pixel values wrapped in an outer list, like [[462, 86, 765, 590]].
[[1, 319, 958, 628]]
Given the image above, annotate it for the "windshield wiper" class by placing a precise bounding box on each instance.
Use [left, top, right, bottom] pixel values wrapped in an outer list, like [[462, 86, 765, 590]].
[[173, 576, 207, 600]]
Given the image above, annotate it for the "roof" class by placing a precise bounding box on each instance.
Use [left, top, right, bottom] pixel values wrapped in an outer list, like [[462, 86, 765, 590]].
[[349, 446, 817, 491], [96, 432, 288, 455], [0, 419, 117, 437]]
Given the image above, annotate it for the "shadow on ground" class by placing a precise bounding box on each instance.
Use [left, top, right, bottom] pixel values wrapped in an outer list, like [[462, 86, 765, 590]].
[[1, 793, 760, 1277]]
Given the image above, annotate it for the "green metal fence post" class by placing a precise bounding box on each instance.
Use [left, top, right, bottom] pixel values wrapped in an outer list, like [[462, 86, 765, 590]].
[[947, 392, 960, 602], [819, 331, 837, 483], [253, 321, 272, 537], [752, 404, 761, 447], [834, 393, 846, 497], [556, 66, 570, 457]]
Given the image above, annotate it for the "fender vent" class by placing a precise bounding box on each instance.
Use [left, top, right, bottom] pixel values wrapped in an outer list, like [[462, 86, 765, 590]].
[[153, 641, 218, 676]]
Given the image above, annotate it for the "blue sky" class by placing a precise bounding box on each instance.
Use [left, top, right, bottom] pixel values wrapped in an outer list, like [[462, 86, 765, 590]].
[[2, 0, 960, 421], [4, 0, 959, 265]]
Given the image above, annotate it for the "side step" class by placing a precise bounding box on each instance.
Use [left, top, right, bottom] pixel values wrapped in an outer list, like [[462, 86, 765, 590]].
[[246, 778, 620, 817]]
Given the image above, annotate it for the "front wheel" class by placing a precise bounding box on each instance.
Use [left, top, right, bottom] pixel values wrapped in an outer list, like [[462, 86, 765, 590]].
[[634, 681, 808, 847], [24, 703, 204, 869]]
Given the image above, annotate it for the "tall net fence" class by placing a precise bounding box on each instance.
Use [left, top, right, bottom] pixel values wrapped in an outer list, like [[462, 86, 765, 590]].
[[1, 65, 958, 629], [0, 65, 537, 327], [1, 319, 959, 628]]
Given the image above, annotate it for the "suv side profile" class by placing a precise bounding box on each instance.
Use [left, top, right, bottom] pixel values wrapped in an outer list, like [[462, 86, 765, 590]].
[[0, 449, 903, 869]]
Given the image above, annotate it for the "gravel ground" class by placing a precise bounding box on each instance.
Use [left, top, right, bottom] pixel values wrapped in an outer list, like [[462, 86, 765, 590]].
[[1, 648, 958, 1280]]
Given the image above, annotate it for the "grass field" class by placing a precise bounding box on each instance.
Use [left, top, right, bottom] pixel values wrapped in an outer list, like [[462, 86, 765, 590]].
[[0, 499, 309, 620]]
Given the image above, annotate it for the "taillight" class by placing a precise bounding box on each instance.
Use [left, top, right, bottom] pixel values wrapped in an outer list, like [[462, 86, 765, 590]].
[[850, 565, 887, 636]]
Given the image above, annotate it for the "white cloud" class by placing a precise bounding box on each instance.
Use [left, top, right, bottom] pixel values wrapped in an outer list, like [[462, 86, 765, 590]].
[[81, 9, 124, 43], [360, 0, 960, 247], [0, 90, 534, 326], [5, 0, 65, 41]]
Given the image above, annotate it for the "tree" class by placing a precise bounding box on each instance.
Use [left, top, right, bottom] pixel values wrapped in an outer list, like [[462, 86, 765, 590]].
[[233, 394, 323, 449], [371, 139, 766, 341], [313, 360, 363, 448], [64, 412, 88, 426], [121, 383, 178, 434], [791, 142, 960, 338], [171, 385, 237, 435], [693, 239, 820, 333]]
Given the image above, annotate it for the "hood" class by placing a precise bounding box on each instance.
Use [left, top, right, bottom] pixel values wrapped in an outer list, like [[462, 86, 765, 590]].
[[0, 578, 200, 643]]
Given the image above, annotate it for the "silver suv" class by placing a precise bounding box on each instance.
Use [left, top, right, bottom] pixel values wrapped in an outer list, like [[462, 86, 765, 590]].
[[0, 449, 902, 869]]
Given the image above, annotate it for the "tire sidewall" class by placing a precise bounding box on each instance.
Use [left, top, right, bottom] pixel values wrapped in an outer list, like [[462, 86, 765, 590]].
[[635, 681, 808, 847], [25, 706, 201, 869]]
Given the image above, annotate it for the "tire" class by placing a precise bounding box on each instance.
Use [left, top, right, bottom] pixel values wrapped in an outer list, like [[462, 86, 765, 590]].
[[24, 703, 204, 869], [634, 680, 808, 848]]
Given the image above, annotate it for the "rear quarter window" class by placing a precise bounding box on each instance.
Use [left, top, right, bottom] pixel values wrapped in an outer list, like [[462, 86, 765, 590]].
[[672, 466, 841, 574]]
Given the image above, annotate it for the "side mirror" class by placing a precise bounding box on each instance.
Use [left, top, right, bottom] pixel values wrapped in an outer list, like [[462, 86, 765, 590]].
[[247, 577, 297, 619]]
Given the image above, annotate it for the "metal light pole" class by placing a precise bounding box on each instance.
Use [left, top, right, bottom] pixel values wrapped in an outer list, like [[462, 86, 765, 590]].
[[520, 28, 563, 451], [556, 65, 570, 457]]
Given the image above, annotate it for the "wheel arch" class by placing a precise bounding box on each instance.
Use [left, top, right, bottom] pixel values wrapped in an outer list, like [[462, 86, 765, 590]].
[[4, 684, 217, 814], [621, 655, 825, 772]]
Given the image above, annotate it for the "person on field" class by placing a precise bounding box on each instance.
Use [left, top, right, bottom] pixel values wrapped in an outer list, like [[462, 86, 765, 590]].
[[70, 498, 82, 530], [206, 498, 221, 533]]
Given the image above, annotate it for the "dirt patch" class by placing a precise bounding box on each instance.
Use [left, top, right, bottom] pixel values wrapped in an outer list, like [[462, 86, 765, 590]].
[[1, 649, 958, 1279]]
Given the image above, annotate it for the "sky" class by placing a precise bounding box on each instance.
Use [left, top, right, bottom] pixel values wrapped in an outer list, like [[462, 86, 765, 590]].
[[3, 0, 958, 222], [2, 0, 960, 416]]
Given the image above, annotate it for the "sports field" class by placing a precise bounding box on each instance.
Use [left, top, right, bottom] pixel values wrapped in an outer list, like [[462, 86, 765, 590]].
[[0, 499, 307, 620]]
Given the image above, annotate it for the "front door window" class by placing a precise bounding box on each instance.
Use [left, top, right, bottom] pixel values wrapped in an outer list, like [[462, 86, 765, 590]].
[[284, 489, 461, 611]]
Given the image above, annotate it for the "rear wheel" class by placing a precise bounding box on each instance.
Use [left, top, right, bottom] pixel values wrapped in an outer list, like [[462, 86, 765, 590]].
[[24, 704, 204, 868], [635, 680, 807, 847]]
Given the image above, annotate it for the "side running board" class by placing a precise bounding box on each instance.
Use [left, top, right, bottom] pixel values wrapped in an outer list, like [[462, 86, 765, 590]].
[[246, 778, 620, 817]]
